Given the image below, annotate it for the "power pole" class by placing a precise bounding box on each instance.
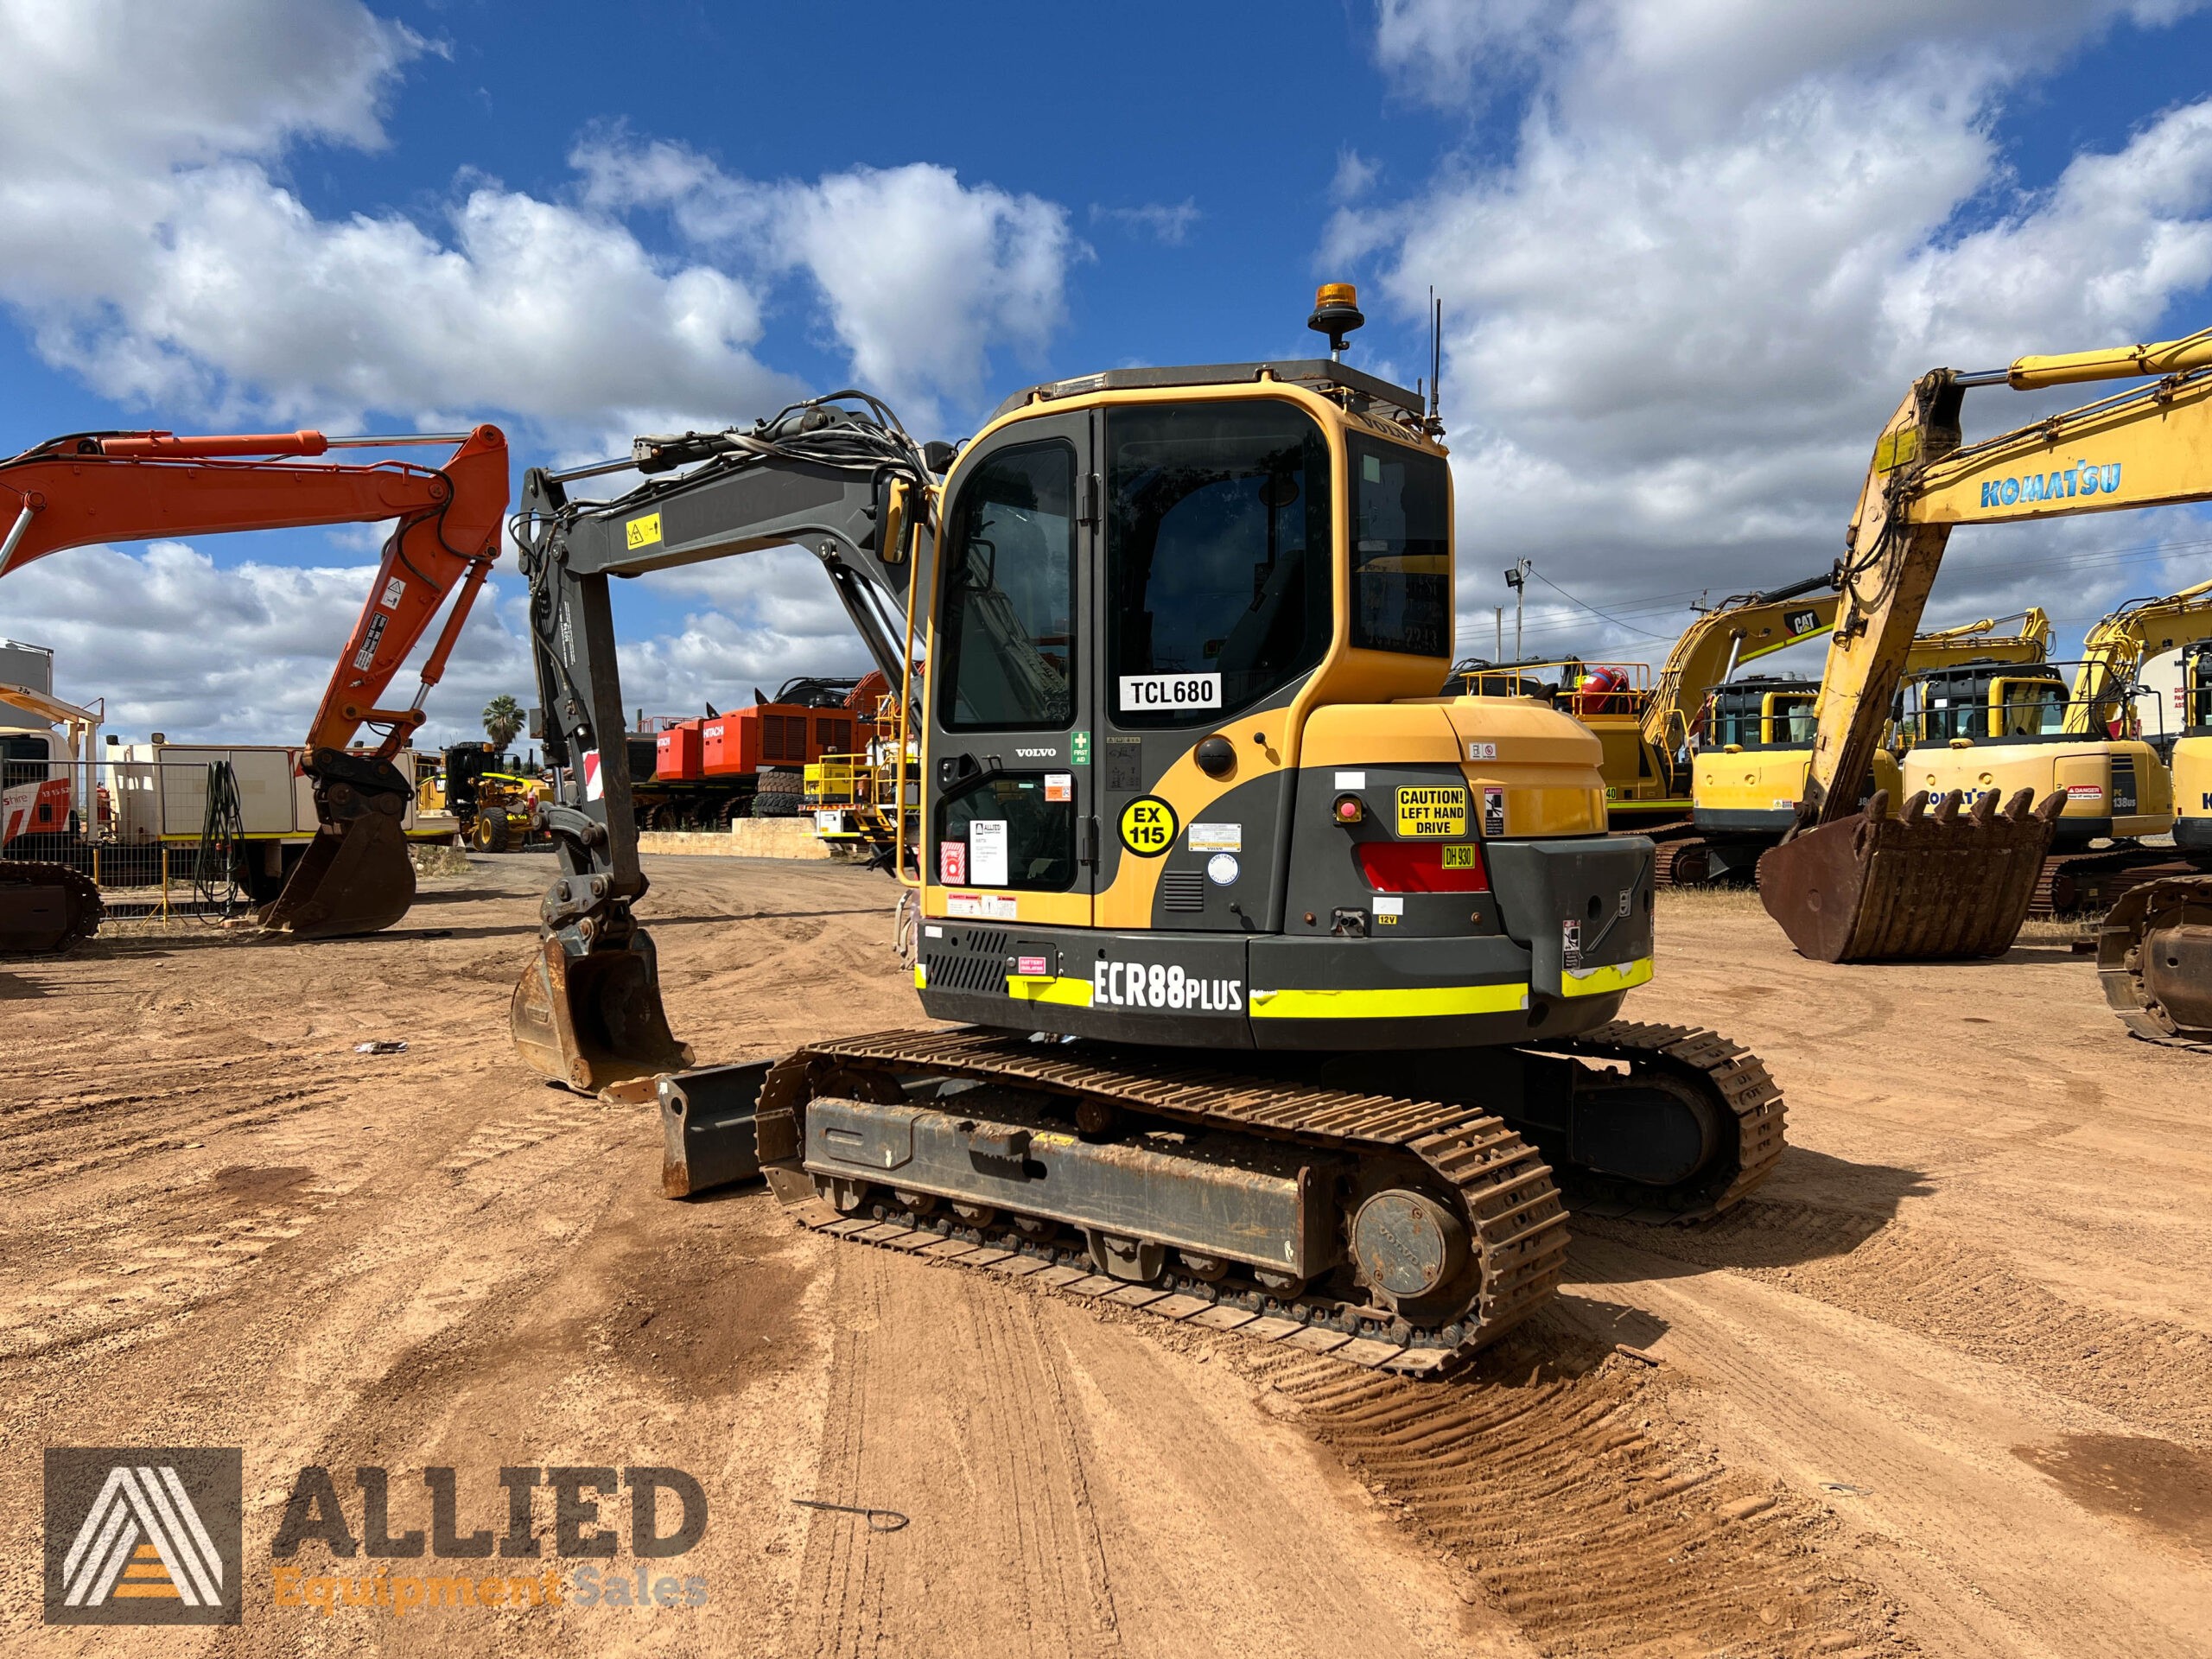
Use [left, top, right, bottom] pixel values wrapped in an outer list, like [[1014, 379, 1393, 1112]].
[[1503, 560, 1532, 660]]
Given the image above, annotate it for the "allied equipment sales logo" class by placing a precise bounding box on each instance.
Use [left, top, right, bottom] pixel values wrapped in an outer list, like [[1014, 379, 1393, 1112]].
[[45, 1447, 244, 1625], [46, 1452, 709, 1624]]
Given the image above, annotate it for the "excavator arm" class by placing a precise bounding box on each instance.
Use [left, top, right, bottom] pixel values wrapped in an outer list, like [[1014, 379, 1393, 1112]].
[[1642, 573, 1840, 753], [0, 425, 508, 938], [506, 397, 936, 1089], [2068, 581, 2212, 735], [1904, 607, 2050, 671], [1764, 324, 2212, 960]]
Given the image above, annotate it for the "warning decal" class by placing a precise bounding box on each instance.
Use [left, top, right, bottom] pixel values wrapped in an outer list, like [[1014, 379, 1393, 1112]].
[[1395, 785, 1467, 838]]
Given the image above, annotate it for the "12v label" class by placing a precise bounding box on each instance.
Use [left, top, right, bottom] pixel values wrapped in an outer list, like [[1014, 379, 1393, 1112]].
[[1395, 785, 1467, 838]]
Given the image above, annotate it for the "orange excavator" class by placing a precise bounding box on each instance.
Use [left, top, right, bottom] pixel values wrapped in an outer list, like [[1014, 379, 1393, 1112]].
[[0, 424, 508, 950]]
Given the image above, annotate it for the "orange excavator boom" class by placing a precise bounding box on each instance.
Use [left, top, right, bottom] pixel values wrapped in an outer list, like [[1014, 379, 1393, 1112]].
[[0, 424, 509, 941]]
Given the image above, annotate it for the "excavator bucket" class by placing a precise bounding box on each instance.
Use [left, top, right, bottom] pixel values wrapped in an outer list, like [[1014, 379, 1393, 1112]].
[[259, 808, 416, 939], [512, 930, 693, 1093], [2097, 874, 2212, 1046], [1758, 787, 2064, 963]]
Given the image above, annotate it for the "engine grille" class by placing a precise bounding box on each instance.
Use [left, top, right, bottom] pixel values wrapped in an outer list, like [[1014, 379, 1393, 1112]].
[[1160, 872, 1206, 912]]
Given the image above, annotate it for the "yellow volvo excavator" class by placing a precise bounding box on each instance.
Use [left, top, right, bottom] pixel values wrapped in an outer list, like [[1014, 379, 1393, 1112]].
[[1681, 610, 2048, 886], [1760, 325, 2212, 1046], [504, 289, 1788, 1367]]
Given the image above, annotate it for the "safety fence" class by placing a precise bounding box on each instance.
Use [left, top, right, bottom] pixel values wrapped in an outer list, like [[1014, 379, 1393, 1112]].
[[2, 756, 293, 921]]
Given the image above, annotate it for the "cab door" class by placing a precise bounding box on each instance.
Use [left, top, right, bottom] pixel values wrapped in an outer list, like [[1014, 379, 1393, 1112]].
[[924, 410, 1097, 930]]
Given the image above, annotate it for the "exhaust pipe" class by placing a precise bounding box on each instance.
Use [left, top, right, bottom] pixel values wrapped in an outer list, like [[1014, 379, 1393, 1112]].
[[1758, 787, 2063, 963]]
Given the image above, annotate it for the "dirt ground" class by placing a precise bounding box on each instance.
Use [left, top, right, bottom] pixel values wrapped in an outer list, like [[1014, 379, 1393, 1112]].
[[2, 855, 2208, 1657]]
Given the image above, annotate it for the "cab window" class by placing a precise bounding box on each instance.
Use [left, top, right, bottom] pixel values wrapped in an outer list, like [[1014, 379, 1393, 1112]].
[[937, 441, 1076, 733], [1351, 435, 1451, 656], [935, 774, 1075, 893], [1106, 401, 1332, 727]]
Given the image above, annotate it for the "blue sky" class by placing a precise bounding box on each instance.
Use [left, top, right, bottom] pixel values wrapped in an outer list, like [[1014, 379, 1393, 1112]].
[[3, 0, 2212, 745]]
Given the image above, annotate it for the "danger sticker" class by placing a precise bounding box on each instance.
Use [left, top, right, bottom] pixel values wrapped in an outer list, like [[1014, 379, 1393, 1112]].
[[626, 512, 663, 550], [1044, 772, 1073, 803], [1118, 795, 1179, 856], [1466, 741, 1497, 760], [2066, 783, 2105, 801], [378, 576, 406, 610], [1396, 785, 1467, 838], [1483, 786, 1505, 837], [1563, 918, 1582, 969]]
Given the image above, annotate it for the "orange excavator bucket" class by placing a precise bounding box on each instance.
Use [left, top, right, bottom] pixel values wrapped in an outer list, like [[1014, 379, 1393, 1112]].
[[258, 752, 416, 939], [511, 929, 693, 1093], [1758, 787, 2063, 963]]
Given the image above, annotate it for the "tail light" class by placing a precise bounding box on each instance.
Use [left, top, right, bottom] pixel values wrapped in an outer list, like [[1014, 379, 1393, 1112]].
[[1357, 840, 1490, 893]]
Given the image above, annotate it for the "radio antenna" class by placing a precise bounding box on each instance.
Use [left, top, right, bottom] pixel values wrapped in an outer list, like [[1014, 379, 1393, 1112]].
[[1427, 287, 1443, 423]]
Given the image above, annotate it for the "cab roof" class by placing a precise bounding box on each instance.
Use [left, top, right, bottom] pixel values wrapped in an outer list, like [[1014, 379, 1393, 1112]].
[[990, 359, 1428, 425]]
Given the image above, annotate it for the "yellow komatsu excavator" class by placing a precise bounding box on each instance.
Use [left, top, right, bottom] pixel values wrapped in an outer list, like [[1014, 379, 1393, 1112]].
[[1681, 610, 2048, 886], [504, 288, 1789, 1367], [1892, 588, 2210, 914], [1760, 326, 2212, 1043], [1449, 575, 1840, 851]]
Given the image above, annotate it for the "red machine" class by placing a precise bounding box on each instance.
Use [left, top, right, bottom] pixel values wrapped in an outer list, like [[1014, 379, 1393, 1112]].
[[0, 424, 509, 950], [632, 674, 888, 827]]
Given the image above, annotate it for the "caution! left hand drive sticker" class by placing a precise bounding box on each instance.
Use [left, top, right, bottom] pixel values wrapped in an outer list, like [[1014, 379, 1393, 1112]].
[[1117, 795, 1178, 856]]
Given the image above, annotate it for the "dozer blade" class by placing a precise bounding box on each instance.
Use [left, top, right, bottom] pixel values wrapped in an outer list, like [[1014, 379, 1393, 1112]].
[[260, 809, 416, 939], [512, 930, 693, 1093], [2097, 874, 2212, 1046], [1758, 787, 2063, 963], [0, 859, 102, 955]]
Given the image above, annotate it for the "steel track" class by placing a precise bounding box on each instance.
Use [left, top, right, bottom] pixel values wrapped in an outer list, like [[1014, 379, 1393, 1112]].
[[752, 1020, 1784, 1367]]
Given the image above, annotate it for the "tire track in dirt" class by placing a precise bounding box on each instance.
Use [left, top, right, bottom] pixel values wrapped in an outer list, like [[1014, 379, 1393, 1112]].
[[795, 1249, 1123, 1659], [1245, 1327, 1910, 1658], [1581, 1200, 2212, 1446]]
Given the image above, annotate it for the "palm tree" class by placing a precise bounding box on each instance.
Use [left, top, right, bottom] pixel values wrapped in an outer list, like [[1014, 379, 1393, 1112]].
[[482, 694, 524, 752]]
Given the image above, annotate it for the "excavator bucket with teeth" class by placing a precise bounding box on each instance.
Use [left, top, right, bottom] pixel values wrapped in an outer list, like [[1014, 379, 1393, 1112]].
[[511, 930, 693, 1094], [1758, 786, 2064, 963], [259, 809, 416, 939], [258, 755, 416, 939]]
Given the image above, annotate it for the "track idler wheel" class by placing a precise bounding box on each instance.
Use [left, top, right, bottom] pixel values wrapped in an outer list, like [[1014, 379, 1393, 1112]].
[[511, 929, 694, 1092], [0, 859, 101, 955], [1758, 787, 2063, 963], [2098, 875, 2212, 1046]]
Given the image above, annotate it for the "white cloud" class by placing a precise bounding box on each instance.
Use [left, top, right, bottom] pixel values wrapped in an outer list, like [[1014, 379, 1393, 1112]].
[[3, 537, 875, 749], [1352, 0, 2212, 658], [572, 134, 1078, 426], [1090, 200, 1203, 245], [0, 2, 1080, 747]]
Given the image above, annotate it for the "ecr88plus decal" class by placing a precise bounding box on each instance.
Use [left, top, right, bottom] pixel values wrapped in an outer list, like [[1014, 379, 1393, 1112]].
[[1094, 957, 1243, 1011], [1117, 796, 1179, 855]]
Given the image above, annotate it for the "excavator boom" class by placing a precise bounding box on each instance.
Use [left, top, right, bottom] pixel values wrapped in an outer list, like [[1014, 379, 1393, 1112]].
[[1761, 325, 2212, 963], [0, 425, 509, 945]]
